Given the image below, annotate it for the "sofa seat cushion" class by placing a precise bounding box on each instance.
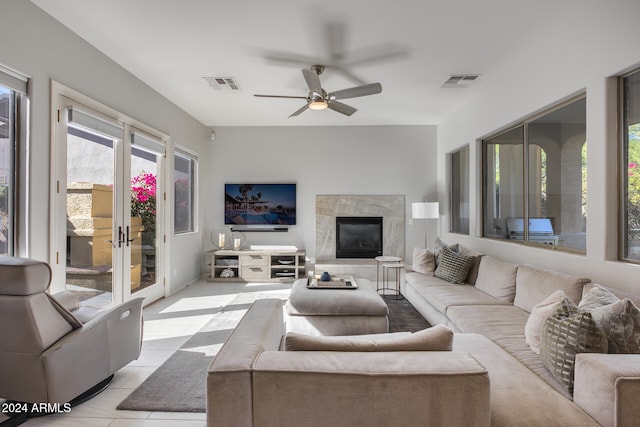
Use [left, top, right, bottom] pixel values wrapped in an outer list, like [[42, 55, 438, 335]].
[[412, 284, 511, 315], [514, 264, 589, 313], [405, 271, 451, 287], [403, 283, 450, 326], [453, 334, 600, 426], [284, 325, 453, 352], [448, 305, 572, 398], [447, 305, 529, 337]]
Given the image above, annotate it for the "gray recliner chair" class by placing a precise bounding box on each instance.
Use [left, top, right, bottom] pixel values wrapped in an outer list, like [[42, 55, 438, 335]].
[[0, 256, 144, 406]]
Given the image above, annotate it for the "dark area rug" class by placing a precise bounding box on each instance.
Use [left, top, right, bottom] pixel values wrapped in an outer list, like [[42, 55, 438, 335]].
[[384, 294, 431, 332], [118, 295, 430, 413]]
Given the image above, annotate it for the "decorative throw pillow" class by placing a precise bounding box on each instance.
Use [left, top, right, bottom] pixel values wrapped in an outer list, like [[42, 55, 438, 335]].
[[433, 237, 459, 266], [284, 325, 454, 352], [590, 298, 640, 354], [578, 284, 620, 311], [412, 247, 435, 275], [524, 290, 569, 354], [458, 245, 483, 284], [540, 299, 608, 394], [434, 246, 476, 284]]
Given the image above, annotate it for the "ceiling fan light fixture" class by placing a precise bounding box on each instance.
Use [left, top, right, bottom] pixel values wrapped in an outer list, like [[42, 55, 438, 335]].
[[309, 100, 328, 110]]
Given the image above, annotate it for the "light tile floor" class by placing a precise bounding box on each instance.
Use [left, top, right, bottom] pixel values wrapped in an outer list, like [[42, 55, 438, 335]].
[[11, 279, 292, 427]]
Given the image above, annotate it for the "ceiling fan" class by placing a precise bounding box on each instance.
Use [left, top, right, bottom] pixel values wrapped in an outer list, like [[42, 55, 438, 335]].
[[254, 65, 382, 117]]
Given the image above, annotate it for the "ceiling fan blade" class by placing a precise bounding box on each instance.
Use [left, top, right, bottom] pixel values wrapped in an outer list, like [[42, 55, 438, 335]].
[[289, 103, 310, 118], [261, 49, 322, 67], [302, 68, 322, 94], [329, 83, 382, 100], [324, 20, 347, 63], [327, 101, 357, 116], [254, 94, 308, 99]]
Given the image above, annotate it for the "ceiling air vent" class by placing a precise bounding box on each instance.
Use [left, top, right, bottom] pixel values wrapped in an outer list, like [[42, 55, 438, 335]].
[[441, 74, 480, 88], [203, 77, 240, 91]]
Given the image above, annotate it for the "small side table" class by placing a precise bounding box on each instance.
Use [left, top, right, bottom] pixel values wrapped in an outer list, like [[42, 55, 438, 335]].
[[382, 263, 404, 299], [375, 256, 401, 292]]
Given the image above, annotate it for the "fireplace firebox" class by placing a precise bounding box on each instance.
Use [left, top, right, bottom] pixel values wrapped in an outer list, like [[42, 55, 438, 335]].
[[335, 216, 383, 258]]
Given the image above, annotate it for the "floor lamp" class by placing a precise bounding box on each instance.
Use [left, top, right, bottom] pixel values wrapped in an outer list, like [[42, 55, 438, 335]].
[[412, 202, 440, 249]]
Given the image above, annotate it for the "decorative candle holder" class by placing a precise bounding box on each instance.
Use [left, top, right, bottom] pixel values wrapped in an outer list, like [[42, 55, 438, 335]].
[[211, 226, 232, 250]]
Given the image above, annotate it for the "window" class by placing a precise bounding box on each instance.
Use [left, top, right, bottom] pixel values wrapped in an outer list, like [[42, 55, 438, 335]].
[[450, 146, 470, 234], [622, 68, 640, 262], [482, 95, 587, 252], [0, 66, 27, 255], [174, 147, 196, 234]]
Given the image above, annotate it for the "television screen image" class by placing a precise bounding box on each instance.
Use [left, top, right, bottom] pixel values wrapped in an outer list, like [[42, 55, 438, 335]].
[[225, 183, 296, 225]]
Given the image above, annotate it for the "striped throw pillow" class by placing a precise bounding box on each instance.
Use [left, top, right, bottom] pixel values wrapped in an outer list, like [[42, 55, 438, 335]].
[[434, 246, 475, 284]]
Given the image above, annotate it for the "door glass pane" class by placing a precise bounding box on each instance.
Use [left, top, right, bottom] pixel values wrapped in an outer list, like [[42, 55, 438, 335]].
[[130, 137, 160, 293], [483, 126, 524, 239], [66, 124, 115, 306], [0, 86, 14, 255], [528, 98, 586, 250]]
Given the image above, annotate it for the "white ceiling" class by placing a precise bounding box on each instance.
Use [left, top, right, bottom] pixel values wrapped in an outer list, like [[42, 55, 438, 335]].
[[31, 0, 587, 127]]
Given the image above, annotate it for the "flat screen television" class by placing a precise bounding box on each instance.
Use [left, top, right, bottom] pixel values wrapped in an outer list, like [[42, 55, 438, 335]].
[[225, 183, 296, 226]]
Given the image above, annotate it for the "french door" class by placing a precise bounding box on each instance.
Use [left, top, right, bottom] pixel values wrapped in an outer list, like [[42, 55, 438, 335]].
[[51, 94, 166, 306]]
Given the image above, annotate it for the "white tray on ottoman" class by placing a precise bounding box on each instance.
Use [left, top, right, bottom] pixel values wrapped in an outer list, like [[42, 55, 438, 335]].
[[285, 277, 389, 336]]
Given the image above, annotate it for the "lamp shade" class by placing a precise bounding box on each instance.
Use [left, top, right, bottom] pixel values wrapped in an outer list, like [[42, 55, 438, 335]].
[[412, 202, 440, 219]]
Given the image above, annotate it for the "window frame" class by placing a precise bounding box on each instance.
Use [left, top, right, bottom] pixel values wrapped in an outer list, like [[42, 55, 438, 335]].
[[481, 92, 587, 254], [449, 145, 470, 235], [620, 66, 640, 263], [173, 146, 197, 235], [0, 65, 28, 256]]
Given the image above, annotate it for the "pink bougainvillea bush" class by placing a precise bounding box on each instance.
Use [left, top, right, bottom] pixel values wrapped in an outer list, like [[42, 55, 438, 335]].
[[131, 172, 156, 239]]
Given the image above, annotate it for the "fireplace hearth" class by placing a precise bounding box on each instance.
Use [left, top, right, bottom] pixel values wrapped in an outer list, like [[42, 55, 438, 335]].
[[335, 217, 383, 258]]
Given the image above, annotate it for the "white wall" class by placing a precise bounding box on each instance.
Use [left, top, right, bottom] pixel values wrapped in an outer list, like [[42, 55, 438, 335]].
[[205, 125, 437, 264], [437, 0, 640, 292], [1, 0, 209, 293]]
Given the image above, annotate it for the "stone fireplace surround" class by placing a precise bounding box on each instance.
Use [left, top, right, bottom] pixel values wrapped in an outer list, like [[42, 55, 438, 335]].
[[314, 195, 405, 281]]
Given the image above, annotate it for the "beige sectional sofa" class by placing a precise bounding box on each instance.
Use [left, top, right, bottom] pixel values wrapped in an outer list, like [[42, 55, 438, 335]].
[[404, 249, 640, 427], [207, 298, 491, 427]]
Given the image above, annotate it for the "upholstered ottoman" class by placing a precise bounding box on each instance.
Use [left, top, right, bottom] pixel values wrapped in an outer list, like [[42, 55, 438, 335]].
[[284, 278, 389, 336]]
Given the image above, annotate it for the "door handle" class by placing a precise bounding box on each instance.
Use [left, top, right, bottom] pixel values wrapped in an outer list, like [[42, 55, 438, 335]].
[[125, 226, 137, 246], [118, 226, 125, 247]]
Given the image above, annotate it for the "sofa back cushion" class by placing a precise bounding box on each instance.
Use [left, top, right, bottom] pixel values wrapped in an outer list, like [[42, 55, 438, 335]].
[[284, 324, 453, 352], [474, 255, 518, 302], [582, 282, 640, 308], [514, 264, 590, 313]]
